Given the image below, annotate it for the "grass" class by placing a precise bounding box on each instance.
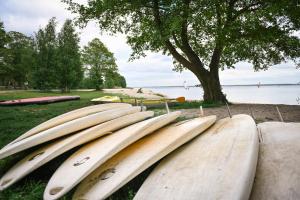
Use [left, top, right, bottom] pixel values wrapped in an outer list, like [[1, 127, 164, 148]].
[[0, 90, 220, 199]]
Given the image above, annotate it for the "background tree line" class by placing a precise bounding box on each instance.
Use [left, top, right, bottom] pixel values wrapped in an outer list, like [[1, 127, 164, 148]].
[[0, 18, 126, 92]]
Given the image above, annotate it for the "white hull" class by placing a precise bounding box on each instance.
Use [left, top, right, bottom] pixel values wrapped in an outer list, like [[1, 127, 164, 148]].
[[43, 111, 181, 200], [250, 122, 300, 200], [134, 114, 259, 200]]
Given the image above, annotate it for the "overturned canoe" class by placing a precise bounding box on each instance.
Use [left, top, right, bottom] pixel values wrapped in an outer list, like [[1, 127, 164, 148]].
[[73, 115, 216, 200], [250, 122, 300, 200], [134, 114, 259, 200]]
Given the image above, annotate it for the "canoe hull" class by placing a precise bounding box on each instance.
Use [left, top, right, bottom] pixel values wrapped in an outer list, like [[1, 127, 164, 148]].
[[134, 114, 259, 200], [250, 122, 300, 200]]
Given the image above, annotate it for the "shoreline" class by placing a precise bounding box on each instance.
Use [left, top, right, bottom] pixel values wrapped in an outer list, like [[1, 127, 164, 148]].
[[179, 103, 300, 123]]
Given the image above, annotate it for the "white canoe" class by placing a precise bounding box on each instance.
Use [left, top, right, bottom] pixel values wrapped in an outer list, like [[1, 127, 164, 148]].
[[0, 106, 142, 159], [0, 111, 154, 190], [134, 114, 259, 200], [4, 103, 131, 146], [250, 122, 300, 200], [43, 111, 181, 200], [73, 115, 216, 200]]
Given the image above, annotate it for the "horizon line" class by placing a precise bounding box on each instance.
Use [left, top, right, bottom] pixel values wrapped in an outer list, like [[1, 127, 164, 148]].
[[136, 83, 300, 88]]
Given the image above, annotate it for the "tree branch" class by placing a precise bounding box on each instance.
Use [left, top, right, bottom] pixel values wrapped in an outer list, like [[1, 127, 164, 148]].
[[233, 2, 263, 20], [172, 33, 183, 49], [178, 0, 207, 72], [152, 0, 192, 69]]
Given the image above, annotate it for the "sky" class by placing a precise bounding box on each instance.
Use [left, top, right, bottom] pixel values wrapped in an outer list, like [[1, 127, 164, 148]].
[[1, 0, 299, 87]]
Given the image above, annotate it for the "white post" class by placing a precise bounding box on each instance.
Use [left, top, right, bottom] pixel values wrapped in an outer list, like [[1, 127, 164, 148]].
[[276, 106, 284, 122], [165, 101, 170, 114], [200, 106, 204, 116], [140, 100, 144, 111], [225, 102, 232, 118]]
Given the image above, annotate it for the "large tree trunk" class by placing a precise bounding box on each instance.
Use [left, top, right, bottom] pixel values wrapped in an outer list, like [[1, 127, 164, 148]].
[[194, 67, 227, 103], [201, 71, 226, 103]]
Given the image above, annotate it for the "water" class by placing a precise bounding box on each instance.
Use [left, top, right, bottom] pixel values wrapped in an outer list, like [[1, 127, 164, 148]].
[[147, 85, 300, 105]]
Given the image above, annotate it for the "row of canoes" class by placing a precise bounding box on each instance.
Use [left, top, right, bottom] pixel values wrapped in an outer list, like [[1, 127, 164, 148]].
[[0, 103, 299, 200]]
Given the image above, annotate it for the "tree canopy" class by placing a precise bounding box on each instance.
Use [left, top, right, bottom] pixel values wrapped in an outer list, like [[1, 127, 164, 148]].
[[65, 0, 300, 102], [33, 17, 59, 90], [5, 31, 35, 88], [57, 19, 83, 92], [82, 38, 125, 90]]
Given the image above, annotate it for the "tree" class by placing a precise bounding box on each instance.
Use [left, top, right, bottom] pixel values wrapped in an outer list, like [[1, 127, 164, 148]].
[[57, 19, 83, 92], [0, 21, 10, 86], [65, 0, 300, 103], [32, 17, 58, 90], [0, 21, 35, 88], [81, 38, 119, 90], [104, 69, 127, 88], [4, 31, 35, 88]]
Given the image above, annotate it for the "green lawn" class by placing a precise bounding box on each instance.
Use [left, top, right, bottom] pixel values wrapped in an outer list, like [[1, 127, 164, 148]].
[[0, 90, 219, 199]]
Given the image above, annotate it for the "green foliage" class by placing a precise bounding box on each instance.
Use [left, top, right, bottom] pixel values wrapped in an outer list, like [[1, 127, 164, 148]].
[[79, 76, 95, 89], [104, 69, 127, 88], [4, 31, 35, 88], [0, 21, 35, 88], [57, 19, 83, 92], [0, 21, 9, 85], [82, 38, 126, 90], [0, 180, 45, 200], [0, 21, 7, 48], [32, 17, 58, 90]]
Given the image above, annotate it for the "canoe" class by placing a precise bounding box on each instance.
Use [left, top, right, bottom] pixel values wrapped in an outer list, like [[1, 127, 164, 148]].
[[73, 115, 216, 200], [134, 114, 259, 200], [250, 122, 300, 200], [43, 111, 181, 200], [91, 96, 121, 102], [0, 96, 80, 106], [0, 106, 142, 159], [0, 111, 154, 190], [4, 103, 131, 146]]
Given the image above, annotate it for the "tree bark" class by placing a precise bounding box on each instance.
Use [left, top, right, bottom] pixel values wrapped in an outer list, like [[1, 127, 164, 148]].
[[194, 69, 227, 103]]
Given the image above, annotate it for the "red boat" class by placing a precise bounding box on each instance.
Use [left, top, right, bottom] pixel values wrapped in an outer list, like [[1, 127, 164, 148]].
[[0, 96, 80, 106]]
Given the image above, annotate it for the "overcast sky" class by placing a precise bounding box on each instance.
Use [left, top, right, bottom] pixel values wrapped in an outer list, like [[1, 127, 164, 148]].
[[1, 0, 299, 87]]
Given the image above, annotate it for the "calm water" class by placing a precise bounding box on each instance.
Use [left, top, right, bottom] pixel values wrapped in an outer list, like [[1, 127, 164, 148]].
[[148, 85, 300, 105]]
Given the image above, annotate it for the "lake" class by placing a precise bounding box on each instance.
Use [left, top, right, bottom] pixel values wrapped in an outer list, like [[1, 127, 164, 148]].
[[147, 85, 300, 105]]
